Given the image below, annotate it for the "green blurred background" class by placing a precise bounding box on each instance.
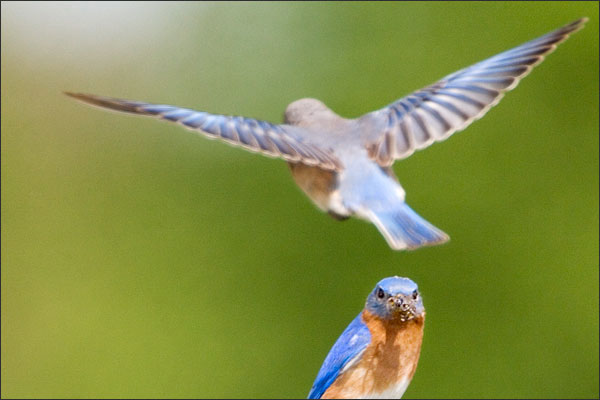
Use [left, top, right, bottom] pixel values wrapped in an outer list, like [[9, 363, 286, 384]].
[[2, 2, 598, 399]]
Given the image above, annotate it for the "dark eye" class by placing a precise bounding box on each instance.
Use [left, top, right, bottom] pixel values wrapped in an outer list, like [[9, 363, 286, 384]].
[[377, 288, 385, 299], [412, 290, 419, 300]]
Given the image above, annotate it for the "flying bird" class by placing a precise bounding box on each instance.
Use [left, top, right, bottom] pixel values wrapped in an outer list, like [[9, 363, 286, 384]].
[[66, 18, 586, 251], [307, 276, 425, 399]]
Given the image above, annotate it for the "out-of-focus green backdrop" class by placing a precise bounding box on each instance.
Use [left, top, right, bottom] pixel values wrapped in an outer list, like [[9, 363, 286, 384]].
[[2, 2, 598, 399]]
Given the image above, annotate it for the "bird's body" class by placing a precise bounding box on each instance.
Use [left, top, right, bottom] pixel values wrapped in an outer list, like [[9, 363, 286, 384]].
[[66, 18, 586, 251], [308, 277, 425, 399], [283, 104, 448, 247]]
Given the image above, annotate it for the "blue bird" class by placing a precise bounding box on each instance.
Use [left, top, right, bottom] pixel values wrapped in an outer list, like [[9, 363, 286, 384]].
[[308, 276, 425, 399], [66, 18, 586, 251]]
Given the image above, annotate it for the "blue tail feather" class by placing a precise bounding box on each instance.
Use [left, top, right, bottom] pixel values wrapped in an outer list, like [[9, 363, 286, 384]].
[[369, 203, 449, 250]]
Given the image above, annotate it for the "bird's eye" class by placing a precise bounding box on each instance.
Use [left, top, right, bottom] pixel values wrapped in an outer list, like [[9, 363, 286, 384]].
[[412, 290, 419, 300], [377, 288, 385, 299]]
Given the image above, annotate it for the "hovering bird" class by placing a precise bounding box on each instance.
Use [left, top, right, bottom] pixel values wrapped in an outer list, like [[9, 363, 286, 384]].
[[308, 276, 425, 399], [66, 18, 586, 251]]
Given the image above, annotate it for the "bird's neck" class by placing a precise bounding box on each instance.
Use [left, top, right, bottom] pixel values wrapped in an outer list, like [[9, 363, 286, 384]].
[[362, 309, 426, 334]]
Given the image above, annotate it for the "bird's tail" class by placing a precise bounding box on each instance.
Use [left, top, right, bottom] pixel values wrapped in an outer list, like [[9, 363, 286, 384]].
[[367, 203, 449, 250]]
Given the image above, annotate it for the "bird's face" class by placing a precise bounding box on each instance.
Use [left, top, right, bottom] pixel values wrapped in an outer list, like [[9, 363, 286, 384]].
[[365, 276, 424, 322]]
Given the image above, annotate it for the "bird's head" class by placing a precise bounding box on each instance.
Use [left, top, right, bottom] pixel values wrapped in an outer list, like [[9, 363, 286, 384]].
[[365, 276, 424, 322], [284, 98, 339, 126]]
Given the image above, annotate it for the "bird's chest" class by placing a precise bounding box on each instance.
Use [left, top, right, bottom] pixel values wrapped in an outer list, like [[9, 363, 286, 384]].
[[323, 314, 425, 399]]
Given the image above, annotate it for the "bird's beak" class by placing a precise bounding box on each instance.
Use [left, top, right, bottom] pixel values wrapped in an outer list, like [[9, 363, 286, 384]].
[[387, 295, 419, 322]]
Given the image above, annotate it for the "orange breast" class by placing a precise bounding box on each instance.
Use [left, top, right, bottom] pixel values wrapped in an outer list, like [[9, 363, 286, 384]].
[[322, 311, 425, 399], [288, 162, 337, 211]]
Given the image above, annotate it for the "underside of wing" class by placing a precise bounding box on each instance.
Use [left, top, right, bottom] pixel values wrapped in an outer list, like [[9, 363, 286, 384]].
[[66, 92, 341, 171], [361, 18, 587, 166]]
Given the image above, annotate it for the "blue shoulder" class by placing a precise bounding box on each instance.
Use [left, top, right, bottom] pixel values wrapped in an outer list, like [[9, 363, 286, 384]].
[[307, 313, 371, 399]]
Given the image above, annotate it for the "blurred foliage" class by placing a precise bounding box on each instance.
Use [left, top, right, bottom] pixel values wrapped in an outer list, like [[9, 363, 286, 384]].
[[1, 2, 598, 399]]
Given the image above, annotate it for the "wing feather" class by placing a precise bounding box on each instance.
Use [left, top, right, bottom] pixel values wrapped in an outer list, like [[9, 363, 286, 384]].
[[361, 18, 587, 165], [65, 92, 341, 171], [307, 313, 371, 399]]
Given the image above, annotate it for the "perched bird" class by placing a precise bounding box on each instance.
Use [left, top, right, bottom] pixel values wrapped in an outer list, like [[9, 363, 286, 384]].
[[66, 18, 586, 251], [308, 276, 425, 399]]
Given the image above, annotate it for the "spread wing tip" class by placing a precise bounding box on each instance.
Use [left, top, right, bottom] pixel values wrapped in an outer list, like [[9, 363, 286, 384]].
[[363, 18, 587, 166], [64, 92, 142, 114]]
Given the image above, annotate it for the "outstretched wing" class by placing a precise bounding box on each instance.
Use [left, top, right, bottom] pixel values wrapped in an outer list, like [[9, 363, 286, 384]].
[[65, 92, 341, 171], [308, 313, 371, 399], [361, 18, 587, 166]]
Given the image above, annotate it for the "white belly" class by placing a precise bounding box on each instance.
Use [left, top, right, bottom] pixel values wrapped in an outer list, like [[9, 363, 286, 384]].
[[357, 378, 410, 399]]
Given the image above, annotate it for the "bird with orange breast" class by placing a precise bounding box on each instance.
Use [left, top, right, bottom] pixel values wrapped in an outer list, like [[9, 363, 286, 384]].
[[308, 276, 425, 399]]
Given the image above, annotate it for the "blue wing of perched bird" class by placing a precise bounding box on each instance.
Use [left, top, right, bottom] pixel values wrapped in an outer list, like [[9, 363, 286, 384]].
[[308, 314, 371, 399]]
